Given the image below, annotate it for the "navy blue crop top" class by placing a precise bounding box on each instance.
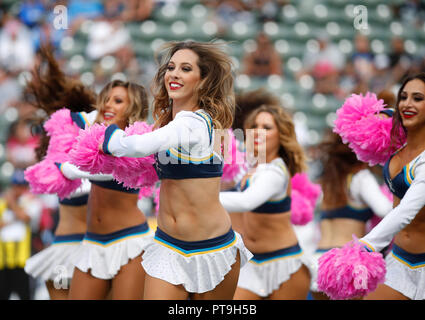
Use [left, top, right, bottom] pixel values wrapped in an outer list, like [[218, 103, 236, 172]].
[[320, 206, 374, 222], [154, 110, 223, 180], [239, 176, 292, 214], [383, 151, 419, 199], [59, 194, 89, 206], [89, 179, 139, 194]]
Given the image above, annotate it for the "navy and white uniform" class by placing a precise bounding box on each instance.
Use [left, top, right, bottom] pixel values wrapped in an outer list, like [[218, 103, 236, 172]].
[[74, 177, 154, 280], [310, 169, 392, 292], [360, 149, 425, 300], [104, 109, 252, 293], [219, 157, 311, 297], [24, 110, 110, 284], [24, 180, 89, 284]]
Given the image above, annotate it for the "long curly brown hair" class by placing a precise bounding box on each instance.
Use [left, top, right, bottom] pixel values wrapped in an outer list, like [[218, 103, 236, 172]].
[[317, 132, 364, 208], [151, 40, 235, 130], [243, 104, 307, 176], [25, 44, 96, 161]]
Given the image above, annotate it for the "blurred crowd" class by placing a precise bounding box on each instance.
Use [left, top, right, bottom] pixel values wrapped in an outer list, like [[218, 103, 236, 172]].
[[1, 0, 425, 299]]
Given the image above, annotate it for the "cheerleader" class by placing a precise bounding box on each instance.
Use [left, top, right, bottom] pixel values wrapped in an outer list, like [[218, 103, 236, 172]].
[[359, 74, 425, 300], [219, 104, 312, 300], [101, 41, 252, 299], [310, 132, 392, 300], [22, 46, 112, 299], [68, 79, 154, 300]]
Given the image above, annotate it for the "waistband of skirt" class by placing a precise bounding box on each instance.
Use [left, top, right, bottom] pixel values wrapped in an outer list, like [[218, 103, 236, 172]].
[[84, 222, 150, 246], [250, 243, 303, 264], [391, 244, 425, 269], [154, 227, 236, 257], [53, 233, 85, 244]]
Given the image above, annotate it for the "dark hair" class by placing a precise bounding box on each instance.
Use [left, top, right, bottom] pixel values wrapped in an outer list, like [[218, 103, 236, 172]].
[[318, 132, 363, 208], [233, 88, 280, 131], [25, 44, 96, 160], [391, 73, 425, 148]]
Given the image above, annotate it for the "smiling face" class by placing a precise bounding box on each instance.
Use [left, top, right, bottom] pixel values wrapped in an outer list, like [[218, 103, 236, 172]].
[[250, 111, 280, 159], [164, 49, 202, 110], [398, 79, 425, 130], [102, 86, 129, 129]]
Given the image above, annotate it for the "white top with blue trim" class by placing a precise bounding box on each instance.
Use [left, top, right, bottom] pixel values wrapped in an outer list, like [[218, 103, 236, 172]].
[[360, 150, 425, 253], [105, 109, 221, 161]]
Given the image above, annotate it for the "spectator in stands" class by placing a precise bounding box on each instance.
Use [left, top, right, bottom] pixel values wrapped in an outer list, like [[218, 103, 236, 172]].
[[0, 14, 35, 74], [388, 36, 414, 85], [0, 68, 22, 114], [299, 32, 345, 95], [242, 31, 282, 79], [0, 170, 43, 300], [351, 33, 374, 84], [6, 118, 39, 170], [18, 0, 45, 28], [119, 0, 155, 22], [370, 54, 391, 94]]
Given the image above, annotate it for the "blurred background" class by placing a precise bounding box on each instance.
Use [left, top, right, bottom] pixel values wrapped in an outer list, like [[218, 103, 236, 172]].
[[0, 0, 424, 299]]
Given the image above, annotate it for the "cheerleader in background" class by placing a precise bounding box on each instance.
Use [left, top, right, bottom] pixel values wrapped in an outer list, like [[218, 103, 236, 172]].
[[22, 46, 113, 299], [68, 79, 154, 300], [219, 104, 312, 300], [224, 89, 282, 235], [310, 132, 392, 300], [101, 41, 252, 300]]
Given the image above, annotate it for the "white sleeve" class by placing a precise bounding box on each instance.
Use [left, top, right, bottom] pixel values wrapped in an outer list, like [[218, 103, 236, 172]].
[[60, 162, 114, 181], [84, 110, 98, 125], [356, 171, 393, 218], [360, 160, 425, 252], [219, 170, 287, 213], [104, 111, 205, 158]]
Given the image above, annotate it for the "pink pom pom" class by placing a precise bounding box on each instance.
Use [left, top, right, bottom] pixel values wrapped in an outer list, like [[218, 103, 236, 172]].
[[111, 122, 158, 188], [333, 92, 406, 166], [69, 123, 115, 174], [138, 184, 160, 216], [44, 108, 76, 136], [222, 129, 246, 182], [24, 159, 81, 199], [290, 189, 314, 225], [43, 109, 81, 155], [138, 186, 155, 199], [290, 173, 321, 225], [379, 184, 393, 202], [317, 238, 386, 300]]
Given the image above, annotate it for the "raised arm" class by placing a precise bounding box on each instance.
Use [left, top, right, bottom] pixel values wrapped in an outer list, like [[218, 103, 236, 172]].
[[219, 169, 287, 213], [103, 111, 206, 158]]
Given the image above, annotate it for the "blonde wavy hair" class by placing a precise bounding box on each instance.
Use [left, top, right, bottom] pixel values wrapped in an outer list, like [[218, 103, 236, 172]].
[[95, 80, 149, 125], [244, 104, 307, 176], [151, 40, 235, 129]]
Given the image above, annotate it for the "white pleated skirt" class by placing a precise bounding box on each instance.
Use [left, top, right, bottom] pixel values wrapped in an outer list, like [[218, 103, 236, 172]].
[[24, 234, 84, 282], [74, 223, 154, 280], [384, 244, 425, 300], [141, 227, 253, 294], [237, 243, 312, 297]]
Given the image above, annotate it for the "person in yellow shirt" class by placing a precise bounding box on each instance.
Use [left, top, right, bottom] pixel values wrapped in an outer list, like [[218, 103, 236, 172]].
[[0, 170, 42, 300]]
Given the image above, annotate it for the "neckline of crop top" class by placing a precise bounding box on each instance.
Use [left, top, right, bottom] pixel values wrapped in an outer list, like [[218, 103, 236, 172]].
[[154, 110, 223, 180], [383, 149, 421, 199]]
